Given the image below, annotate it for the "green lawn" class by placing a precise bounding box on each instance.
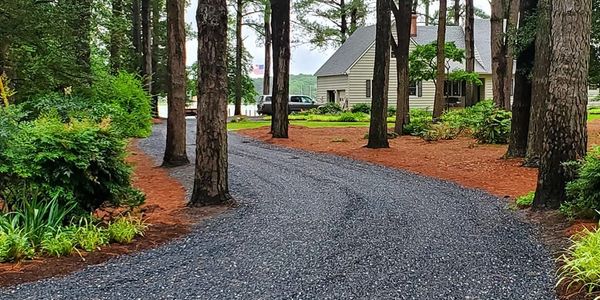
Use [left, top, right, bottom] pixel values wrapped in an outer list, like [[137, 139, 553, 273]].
[[589, 112, 600, 121], [227, 121, 371, 131]]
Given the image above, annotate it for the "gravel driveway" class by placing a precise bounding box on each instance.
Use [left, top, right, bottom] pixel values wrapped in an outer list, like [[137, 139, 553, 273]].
[[0, 120, 556, 299]]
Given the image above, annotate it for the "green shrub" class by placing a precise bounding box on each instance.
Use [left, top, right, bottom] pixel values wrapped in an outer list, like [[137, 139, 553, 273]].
[[0, 115, 144, 211], [564, 148, 600, 219], [351, 103, 371, 114], [0, 231, 34, 262], [337, 112, 369, 122], [404, 109, 433, 136], [472, 109, 511, 144], [422, 123, 461, 141], [72, 218, 109, 251], [91, 72, 152, 138], [558, 227, 600, 295], [0, 192, 76, 246], [107, 217, 146, 244], [41, 229, 76, 257], [316, 102, 343, 115], [387, 106, 397, 118], [516, 191, 535, 207]]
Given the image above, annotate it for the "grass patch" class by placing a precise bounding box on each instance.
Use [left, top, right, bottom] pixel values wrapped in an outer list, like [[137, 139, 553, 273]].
[[227, 120, 372, 131], [515, 191, 535, 207], [558, 227, 600, 296]]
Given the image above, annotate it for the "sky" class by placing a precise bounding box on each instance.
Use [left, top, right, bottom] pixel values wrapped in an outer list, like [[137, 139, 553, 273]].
[[185, 0, 492, 76]]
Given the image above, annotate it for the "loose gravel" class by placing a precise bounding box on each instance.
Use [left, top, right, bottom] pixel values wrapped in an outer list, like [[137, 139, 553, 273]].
[[0, 120, 557, 299]]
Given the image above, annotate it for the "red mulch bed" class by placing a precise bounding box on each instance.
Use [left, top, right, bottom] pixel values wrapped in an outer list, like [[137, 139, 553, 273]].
[[0, 140, 226, 287]]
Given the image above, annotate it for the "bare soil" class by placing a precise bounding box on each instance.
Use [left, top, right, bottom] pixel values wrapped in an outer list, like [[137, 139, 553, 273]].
[[0, 141, 226, 287]]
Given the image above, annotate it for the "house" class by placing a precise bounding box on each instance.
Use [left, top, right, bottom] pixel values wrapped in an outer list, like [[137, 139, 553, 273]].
[[314, 19, 495, 109]]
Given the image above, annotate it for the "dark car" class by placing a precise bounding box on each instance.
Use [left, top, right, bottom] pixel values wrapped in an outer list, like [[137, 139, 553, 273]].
[[257, 95, 322, 115]]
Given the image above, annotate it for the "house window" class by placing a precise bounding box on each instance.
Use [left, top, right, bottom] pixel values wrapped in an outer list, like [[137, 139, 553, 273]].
[[444, 80, 466, 97], [366, 80, 372, 98], [409, 81, 419, 96]]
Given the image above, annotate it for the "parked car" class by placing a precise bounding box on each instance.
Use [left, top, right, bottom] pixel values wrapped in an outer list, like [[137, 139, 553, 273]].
[[257, 95, 322, 115]]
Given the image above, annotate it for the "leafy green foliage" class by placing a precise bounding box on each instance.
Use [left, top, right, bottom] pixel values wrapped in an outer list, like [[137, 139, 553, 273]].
[[387, 106, 397, 118], [564, 148, 600, 219], [404, 109, 433, 136], [422, 123, 462, 141], [0, 231, 34, 262], [41, 229, 76, 257], [316, 102, 344, 115], [351, 103, 371, 114], [0, 114, 144, 211], [409, 42, 474, 83], [472, 109, 512, 144], [293, 0, 369, 48], [72, 218, 109, 252], [558, 227, 600, 295], [516, 192, 535, 207], [107, 217, 146, 244]]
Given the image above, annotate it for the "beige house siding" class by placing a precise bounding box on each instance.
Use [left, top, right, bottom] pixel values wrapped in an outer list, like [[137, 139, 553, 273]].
[[315, 75, 348, 103], [341, 41, 494, 109]]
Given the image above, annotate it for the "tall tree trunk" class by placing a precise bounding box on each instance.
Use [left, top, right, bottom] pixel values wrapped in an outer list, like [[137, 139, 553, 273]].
[[525, 0, 551, 166], [262, 2, 272, 95], [74, 0, 92, 86], [425, 1, 430, 26], [503, 0, 520, 111], [391, 0, 412, 135], [234, 0, 243, 116], [132, 0, 142, 72], [464, 0, 476, 107], [453, 0, 460, 25], [270, 0, 291, 138], [505, 0, 537, 158], [533, 0, 590, 209], [190, 0, 233, 207], [340, 0, 348, 43], [367, 0, 391, 148], [350, 5, 358, 33], [110, 0, 124, 74], [141, 0, 153, 98], [163, 0, 189, 167], [491, 0, 507, 109], [151, 0, 161, 118], [433, 0, 447, 119]]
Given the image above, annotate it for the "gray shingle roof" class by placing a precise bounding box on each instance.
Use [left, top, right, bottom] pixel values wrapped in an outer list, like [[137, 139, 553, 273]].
[[314, 20, 492, 76], [314, 25, 376, 77]]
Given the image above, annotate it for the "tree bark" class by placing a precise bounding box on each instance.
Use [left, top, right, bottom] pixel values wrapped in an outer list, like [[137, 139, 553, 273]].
[[340, 0, 348, 43], [110, 0, 124, 74], [132, 0, 142, 72], [190, 0, 233, 207], [491, 0, 507, 109], [453, 0, 460, 25], [503, 0, 520, 111], [425, 0, 430, 26], [464, 0, 476, 107], [505, 0, 537, 158], [141, 0, 153, 96], [263, 2, 271, 95], [270, 0, 290, 138], [525, 0, 551, 166], [151, 0, 161, 118], [533, 0, 590, 209], [391, 0, 412, 135], [163, 0, 189, 167], [367, 0, 391, 148], [73, 0, 92, 86], [234, 0, 243, 116], [433, 0, 447, 119]]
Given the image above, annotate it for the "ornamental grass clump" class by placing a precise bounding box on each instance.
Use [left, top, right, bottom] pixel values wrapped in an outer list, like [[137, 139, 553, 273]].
[[558, 227, 600, 296], [107, 216, 147, 244]]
